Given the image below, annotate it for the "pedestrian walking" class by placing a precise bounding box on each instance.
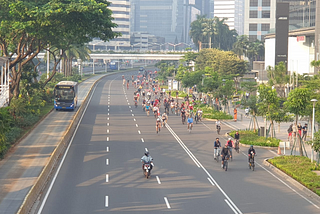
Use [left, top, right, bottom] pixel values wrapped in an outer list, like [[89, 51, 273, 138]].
[[234, 108, 237, 122], [302, 123, 308, 141], [297, 123, 302, 137], [287, 124, 293, 141]]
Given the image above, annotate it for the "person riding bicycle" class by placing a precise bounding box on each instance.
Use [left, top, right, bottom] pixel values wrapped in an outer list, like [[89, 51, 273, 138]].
[[214, 138, 221, 160], [234, 131, 240, 147], [141, 151, 153, 171], [161, 113, 168, 127], [216, 120, 221, 130], [221, 144, 231, 168], [133, 94, 138, 105], [187, 115, 193, 130], [226, 138, 234, 157], [195, 108, 203, 122], [153, 106, 159, 116], [156, 117, 161, 133], [248, 145, 256, 164]]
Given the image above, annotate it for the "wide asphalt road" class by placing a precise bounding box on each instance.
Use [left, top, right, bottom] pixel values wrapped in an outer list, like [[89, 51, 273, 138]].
[[37, 71, 320, 214]]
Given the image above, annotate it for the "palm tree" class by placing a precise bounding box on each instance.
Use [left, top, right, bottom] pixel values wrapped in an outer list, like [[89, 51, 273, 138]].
[[63, 45, 91, 76], [202, 18, 215, 49], [189, 15, 206, 50], [232, 35, 249, 59]]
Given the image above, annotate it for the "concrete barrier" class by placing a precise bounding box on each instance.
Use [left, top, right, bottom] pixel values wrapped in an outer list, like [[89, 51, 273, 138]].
[[16, 70, 129, 214]]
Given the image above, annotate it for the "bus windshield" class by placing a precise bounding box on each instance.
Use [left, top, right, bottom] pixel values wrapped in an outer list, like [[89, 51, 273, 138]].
[[55, 88, 75, 101]]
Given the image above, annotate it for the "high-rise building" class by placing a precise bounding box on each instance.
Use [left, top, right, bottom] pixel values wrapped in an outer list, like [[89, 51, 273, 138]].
[[213, 0, 244, 35], [244, 0, 277, 41], [107, 0, 131, 50]]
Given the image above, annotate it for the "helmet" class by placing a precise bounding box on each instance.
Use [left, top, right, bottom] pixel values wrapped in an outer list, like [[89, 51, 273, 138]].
[[145, 151, 149, 156], [250, 145, 253, 149], [157, 118, 160, 121], [228, 138, 231, 141]]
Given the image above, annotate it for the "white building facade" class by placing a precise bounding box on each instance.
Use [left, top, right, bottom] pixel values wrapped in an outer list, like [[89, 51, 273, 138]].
[[214, 0, 244, 35], [244, 0, 276, 41]]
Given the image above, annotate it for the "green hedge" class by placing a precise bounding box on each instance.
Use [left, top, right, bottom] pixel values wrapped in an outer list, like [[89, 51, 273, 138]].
[[269, 156, 320, 196], [194, 105, 233, 120], [229, 130, 280, 147]]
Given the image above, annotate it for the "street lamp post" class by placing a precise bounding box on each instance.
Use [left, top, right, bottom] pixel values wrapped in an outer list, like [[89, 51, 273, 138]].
[[311, 99, 318, 162]]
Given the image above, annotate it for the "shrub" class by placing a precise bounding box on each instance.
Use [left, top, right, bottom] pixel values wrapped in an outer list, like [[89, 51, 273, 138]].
[[269, 156, 320, 196], [229, 130, 280, 147], [5, 127, 23, 144]]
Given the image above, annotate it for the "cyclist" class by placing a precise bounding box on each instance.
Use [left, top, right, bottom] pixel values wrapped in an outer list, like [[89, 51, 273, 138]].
[[248, 145, 256, 164], [146, 102, 150, 116], [187, 115, 193, 130], [181, 108, 186, 124], [216, 120, 221, 130], [153, 106, 159, 117], [133, 94, 138, 107], [221, 144, 231, 168], [161, 112, 168, 127], [234, 131, 240, 151], [195, 108, 203, 122], [226, 138, 234, 158], [156, 117, 161, 133], [214, 138, 221, 160]]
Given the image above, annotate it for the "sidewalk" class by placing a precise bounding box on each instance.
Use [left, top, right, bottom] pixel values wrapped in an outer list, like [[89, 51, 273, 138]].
[[224, 106, 315, 158], [0, 75, 106, 214]]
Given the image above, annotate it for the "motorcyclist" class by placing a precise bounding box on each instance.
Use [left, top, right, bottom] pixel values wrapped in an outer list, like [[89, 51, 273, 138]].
[[221, 144, 231, 168], [214, 138, 221, 160], [141, 151, 153, 172], [248, 145, 256, 164]]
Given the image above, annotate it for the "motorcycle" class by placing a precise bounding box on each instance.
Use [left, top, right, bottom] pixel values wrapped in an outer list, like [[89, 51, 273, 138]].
[[143, 163, 153, 178]]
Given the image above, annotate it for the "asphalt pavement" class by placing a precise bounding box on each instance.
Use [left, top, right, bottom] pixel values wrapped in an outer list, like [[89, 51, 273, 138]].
[[37, 71, 320, 214]]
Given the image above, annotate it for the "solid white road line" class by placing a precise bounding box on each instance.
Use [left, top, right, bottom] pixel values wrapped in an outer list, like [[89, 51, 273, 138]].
[[105, 196, 109, 207], [207, 177, 215, 186], [165, 123, 242, 214], [37, 76, 117, 214], [106, 159, 109, 165], [225, 199, 238, 214], [107, 137, 109, 141], [164, 197, 171, 209], [156, 176, 161, 184], [106, 174, 109, 182], [141, 138, 144, 143], [136, 124, 139, 127], [269, 150, 279, 156], [106, 147, 109, 152]]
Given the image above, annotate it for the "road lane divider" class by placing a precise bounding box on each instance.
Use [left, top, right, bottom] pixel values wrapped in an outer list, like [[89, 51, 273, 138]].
[[141, 138, 144, 143], [164, 197, 171, 209], [138, 130, 141, 134], [106, 159, 109, 165], [136, 124, 139, 127], [165, 123, 243, 214], [105, 196, 109, 207], [106, 147, 109, 152], [156, 176, 161, 184], [145, 148, 148, 152], [107, 137, 109, 141], [225, 199, 238, 214], [207, 177, 215, 186], [106, 174, 109, 183]]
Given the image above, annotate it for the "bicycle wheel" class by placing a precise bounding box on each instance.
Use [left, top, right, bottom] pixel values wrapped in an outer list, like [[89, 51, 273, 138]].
[[225, 161, 228, 171]]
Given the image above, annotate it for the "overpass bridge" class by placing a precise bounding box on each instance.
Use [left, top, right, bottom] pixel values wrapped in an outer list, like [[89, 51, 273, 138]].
[[37, 53, 184, 61]]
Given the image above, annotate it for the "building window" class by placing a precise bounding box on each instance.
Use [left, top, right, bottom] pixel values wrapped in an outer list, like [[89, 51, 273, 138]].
[[262, 0, 270, 7], [250, 11, 258, 18], [249, 24, 258, 31], [249, 35, 257, 42], [261, 23, 270, 31], [262, 11, 270, 18], [250, 0, 258, 7]]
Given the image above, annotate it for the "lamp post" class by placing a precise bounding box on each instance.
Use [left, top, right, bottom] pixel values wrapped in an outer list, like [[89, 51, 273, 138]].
[[311, 98, 318, 162]]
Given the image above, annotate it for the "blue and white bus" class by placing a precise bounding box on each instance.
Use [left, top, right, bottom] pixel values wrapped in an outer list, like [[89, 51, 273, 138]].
[[54, 81, 78, 111], [109, 61, 118, 70]]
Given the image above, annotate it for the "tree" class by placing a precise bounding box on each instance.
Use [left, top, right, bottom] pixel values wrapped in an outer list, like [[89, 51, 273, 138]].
[[232, 35, 249, 59], [189, 15, 206, 50], [306, 130, 320, 163], [267, 61, 289, 97], [285, 88, 312, 156], [202, 18, 215, 49], [0, 0, 119, 100], [257, 84, 279, 138]]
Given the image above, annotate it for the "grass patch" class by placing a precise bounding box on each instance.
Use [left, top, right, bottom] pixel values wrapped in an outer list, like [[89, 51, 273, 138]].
[[229, 130, 280, 147], [193, 104, 233, 120], [171, 90, 188, 98], [268, 156, 320, 196]]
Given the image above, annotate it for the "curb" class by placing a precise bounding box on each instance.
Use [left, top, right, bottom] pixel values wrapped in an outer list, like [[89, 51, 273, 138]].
[[16, 70, 131, 214], [263, 158, 320, 202], [225, 132, 278, 149]]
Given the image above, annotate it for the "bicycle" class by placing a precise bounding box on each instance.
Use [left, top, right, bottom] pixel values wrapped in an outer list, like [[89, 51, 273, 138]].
[[214, 148, 220, 162], [182, 114, 186, 125], [188, 123, 193, 133], [249, 153, 255, 171], [156, 122, 161, 134], [234, 139, 240, 153], [217, 125, 221, 135], [134, 100, 138, 108], [222, 155, 229, 171]]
